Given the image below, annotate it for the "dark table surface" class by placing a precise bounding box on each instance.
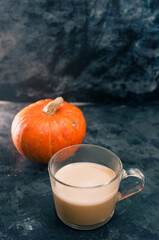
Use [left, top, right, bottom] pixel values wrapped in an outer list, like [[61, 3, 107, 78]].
[[0, 100, 158, 240]]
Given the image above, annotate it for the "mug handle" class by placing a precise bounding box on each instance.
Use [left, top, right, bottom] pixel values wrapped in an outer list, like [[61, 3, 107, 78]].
[[117, 168, 145, 201]]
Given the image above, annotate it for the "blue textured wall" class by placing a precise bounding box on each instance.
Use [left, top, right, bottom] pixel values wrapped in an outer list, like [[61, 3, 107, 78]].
[[0, 0, 159, 102]]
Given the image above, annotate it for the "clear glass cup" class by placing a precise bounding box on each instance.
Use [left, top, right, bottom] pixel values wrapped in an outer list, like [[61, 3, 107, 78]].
[[48, 144, 145, 230]]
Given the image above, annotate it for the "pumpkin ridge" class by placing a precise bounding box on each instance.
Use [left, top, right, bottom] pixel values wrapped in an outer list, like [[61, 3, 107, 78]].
[[60, 113, 83, 131], [12, 114, 30, 133], [48, 118, 54, 158], [14, 113, 41, 155], [12, 110, 42, 134], [12, 118, 29, 156], [59, 116, 71, 133], [59, 113, 78, 122], [52, 117, 67, 148], [36, 115, 49, 162], [60, 115, 77, 130], [57, 115, 76, 145], [60, 108, 83, 119], [24, 117, 43, 161]]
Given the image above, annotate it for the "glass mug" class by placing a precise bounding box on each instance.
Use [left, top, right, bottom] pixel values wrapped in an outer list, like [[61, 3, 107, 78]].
[[48, 144, 144, 230]]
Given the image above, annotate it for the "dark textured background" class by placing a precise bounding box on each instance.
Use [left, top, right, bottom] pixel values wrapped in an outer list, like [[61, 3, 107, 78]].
[[0, 0, 159, 102], [0, 0, 159, 239]]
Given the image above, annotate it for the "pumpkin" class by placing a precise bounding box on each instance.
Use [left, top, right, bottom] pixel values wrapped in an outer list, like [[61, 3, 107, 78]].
[[11, 97, 86, 163]]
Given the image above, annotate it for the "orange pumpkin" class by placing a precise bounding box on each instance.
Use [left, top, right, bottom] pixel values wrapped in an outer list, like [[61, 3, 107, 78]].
[[11, 97, 86, 163]]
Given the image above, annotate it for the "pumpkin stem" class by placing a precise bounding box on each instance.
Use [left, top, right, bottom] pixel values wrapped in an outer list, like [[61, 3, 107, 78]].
[[43, 97, 64, 116]]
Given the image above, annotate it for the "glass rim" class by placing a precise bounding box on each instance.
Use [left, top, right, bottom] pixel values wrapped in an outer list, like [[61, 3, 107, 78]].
[[48, 144, 123, 189]]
